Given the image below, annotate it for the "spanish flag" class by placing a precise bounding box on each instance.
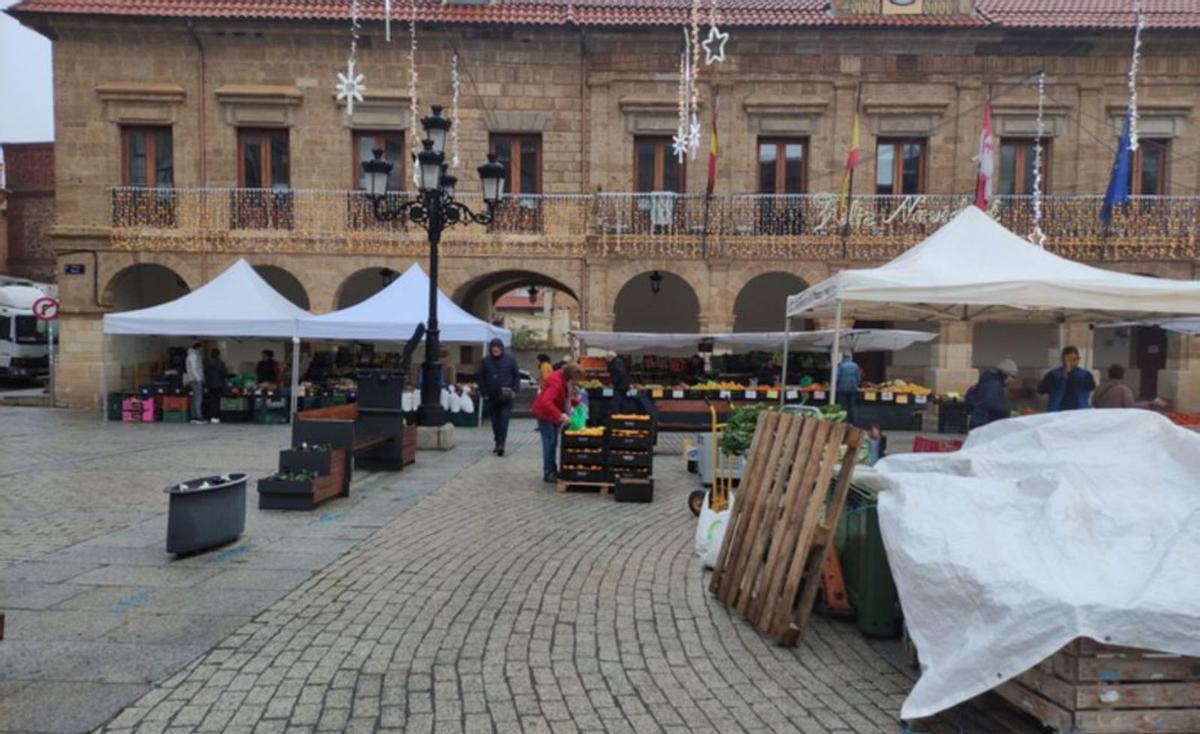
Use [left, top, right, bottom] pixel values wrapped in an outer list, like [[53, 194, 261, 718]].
[[837, 114, 862, 223], [706, 94, 719, 197]]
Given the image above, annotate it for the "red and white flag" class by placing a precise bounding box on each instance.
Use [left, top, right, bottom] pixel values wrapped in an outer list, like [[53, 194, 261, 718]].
[[975, 102, 994, 210]]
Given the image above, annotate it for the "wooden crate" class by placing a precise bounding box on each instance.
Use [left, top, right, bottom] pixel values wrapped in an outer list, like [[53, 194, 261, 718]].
[[708, 411, 864, 646], [994, 638, 1200, 733]]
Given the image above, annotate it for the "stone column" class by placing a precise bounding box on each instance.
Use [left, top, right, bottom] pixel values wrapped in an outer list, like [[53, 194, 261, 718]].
[[55, 312, 108, 409], [1158, 333, 1200, 412], [923, 321, 976, 397]]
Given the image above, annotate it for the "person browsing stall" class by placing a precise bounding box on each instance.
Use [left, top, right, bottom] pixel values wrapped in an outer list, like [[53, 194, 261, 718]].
[[1038, 346, 1096, 412], [256, 349, 281, 384], [532, 363, 583, 483], [1092, 364, 1166, 410], [966, 358, 1019, 429]]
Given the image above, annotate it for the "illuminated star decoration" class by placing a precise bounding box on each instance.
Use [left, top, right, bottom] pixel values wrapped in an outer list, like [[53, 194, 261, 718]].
[[336, 59, 366, 116], [701, 24, 729, 65]]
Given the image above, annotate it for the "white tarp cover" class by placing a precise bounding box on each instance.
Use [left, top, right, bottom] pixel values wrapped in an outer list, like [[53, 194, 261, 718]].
[[572, 329, 935, 353], [874, 410, 1200, 720], [103, 259, 310, 337], [787, 206, 1200, 322], [299, 263, 510, 344]]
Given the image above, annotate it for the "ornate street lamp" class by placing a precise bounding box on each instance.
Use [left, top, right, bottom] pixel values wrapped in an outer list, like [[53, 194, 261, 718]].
[[361, 104, 505, 427], [649, 270, 664, 295], [527, 285, 539, 303]]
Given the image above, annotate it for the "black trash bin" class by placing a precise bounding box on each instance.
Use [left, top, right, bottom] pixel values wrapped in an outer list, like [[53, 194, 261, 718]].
[[164, 473, 247, 555]]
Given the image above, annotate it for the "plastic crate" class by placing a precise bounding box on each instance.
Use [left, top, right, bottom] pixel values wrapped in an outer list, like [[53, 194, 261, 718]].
[[562, 432, 605, 449], [558, 467, 610, 483], [912, 436, 963, 453], [162, 410, 188, 423], [607, 415, 653, 430], [161, 395, 189, 413], [253, 408, 290, 425], [107, 393, 129, 421], [835, 484, 902, 637], [219, 396, 249, 412], [606, 432, 653, 451], [562, 448, 605, 466], [606, 450, 653, 469], [614, 477, 653, 503], [610, 466, 651, 479]]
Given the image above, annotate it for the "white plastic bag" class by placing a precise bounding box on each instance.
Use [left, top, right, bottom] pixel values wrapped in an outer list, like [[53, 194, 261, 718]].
[[440, 387, 452, 411], [401, 390, 416, 412], [459, 393, 475, 414], [447, 389, 462, 413], [694, 492, 734, 570]]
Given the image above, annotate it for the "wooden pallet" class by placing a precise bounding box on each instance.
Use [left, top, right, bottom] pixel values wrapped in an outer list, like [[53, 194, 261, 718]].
[[994, 638, 1200, 733], [708, 411, 864, 646], [556, 480, 613, 495]]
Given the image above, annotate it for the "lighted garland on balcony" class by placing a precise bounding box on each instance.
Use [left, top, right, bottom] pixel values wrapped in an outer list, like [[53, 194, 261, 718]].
[[1128, 0, 1145, 152], [409, 0, 421, 187], [1029, 72, 1046, 248], [450, 50, 462, 170]]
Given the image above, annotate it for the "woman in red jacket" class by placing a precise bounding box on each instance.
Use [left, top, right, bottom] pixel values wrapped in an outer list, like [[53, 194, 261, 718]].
[[532, 363, 584, 482]]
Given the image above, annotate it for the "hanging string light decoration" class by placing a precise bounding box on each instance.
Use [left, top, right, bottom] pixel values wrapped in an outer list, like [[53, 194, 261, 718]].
[[450, 50, 461, 170], [408, 0, 421, 186], [673, 33, 690, 163], [335, 0, 366, 116], [385, 0, 392, 42], [1128, 0, 1146, 151], [688, 0, 703, 159], [1030, 71, 1047, 248]]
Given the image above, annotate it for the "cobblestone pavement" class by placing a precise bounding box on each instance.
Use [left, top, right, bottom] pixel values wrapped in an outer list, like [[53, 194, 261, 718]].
[[1, 408, 1033, 734]]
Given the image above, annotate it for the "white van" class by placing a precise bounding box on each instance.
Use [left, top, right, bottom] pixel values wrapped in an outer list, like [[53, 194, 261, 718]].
[[0, 284, 51, 378]]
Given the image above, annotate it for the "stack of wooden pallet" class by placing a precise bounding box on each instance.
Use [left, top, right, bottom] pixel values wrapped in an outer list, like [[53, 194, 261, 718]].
[[995, 638, 1200, 733], [709, 411, 864, 646]]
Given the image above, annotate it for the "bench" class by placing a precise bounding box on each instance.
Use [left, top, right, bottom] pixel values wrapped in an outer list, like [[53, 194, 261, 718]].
[[292, 403, 415, 483]]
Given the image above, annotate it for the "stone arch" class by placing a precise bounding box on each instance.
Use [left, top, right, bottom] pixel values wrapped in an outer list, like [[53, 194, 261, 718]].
[[453, 270, 581, 320], [732, 271, 809, 332], [612, 270, 701, 333], [252, 265, 310, 310], [336, 268, 397, 310], [103, 263, 191, 312]]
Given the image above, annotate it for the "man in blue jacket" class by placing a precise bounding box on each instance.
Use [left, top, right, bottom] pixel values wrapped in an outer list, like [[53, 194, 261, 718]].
[[835, 353, 862, 425], [1037, 346, 1096, 412], [966, 358, 1019, 430], [479, 338, 521, 456]]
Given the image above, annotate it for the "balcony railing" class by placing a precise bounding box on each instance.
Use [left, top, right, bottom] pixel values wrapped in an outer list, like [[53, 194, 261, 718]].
[[109, 188, 1200, 260]]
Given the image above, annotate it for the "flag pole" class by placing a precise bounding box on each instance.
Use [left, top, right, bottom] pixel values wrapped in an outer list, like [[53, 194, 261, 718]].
[[839, 84, 862, 243], [701, 88, 719, 258]]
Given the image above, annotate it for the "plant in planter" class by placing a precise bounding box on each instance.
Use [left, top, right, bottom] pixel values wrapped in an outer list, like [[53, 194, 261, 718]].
[[257, 464, 343, 511]]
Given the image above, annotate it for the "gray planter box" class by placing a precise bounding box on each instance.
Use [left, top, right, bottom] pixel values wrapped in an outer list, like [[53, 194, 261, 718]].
[[164, 473, 247, 555]]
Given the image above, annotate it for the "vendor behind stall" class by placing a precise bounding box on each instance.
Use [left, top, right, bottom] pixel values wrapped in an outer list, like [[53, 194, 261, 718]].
[[256, 349, 281, 384], [756, 356, 781, 387]]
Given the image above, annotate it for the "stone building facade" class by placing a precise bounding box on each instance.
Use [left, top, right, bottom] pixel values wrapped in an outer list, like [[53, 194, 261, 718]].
[[0, 143, 56, 282], [8, 0, 1200, 408]]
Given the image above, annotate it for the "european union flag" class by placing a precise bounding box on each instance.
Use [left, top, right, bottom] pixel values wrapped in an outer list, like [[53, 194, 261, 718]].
[[1100, 114, 1132, 225]]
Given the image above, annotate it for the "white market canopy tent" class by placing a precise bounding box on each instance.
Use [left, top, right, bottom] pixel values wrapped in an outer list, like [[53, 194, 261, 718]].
[[572, 329, 936, 354], [787, 206, 1200, 324], [1100, 317, 1200, 335], [299, 263, 510, 345], [103, 258, 311, 337]]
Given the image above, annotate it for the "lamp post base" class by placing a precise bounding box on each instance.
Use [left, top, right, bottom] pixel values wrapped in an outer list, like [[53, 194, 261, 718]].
[[416, 403, 447, 428], [417, 424, 456, 451]]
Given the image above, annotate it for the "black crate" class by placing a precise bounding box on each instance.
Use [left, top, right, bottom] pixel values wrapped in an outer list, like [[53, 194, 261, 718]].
[[606, 450, 653, 469], [606, 433, 653, 451], [937, 401, 969, 434], [558, 467, 610, 483], [606, 415, 653, 431], [614, 477, 653, 503], [562, 448, 606, 467], [610, 466, 652, 480], [562, 433, 605, 449], [355, 370, 406, 412]]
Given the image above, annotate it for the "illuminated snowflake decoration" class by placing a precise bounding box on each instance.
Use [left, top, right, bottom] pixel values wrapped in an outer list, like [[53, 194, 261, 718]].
[[672, 132, 689, 163], [688, 115, 702, 159], [702, 25, 729, 65], [336, 60, 365, 116]]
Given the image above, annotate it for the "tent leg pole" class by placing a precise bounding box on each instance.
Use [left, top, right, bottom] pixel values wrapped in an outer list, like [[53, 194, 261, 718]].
[[478, 341, 484, 428], [780, 315, 790, 407], [829, 302, 843, 407], [290, 336, 300, 419]]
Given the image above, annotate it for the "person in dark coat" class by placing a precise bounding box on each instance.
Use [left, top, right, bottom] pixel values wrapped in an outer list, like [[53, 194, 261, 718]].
[[479, 337, 521, 456], [756, 357, 781, 387], [1037, 346, 1096, 412], [967, 358, 1019, 430], [204, 349, 228, 421]]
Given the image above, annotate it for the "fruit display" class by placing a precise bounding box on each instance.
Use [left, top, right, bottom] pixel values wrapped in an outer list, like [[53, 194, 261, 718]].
[[579, 356, 607, 371], [579, 379, 604, 389], [859, 379, 933, 396], [610, 414, 650, 421], [564, 427, 605, 437], [1168, 412, 1200, 427], [691, 381, 748, 391]]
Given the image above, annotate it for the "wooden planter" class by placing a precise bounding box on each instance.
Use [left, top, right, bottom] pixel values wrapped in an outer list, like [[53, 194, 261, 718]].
[[995, 638, 1200, 733], [258, 448, 346, 510], [401, 425, 417, 465]]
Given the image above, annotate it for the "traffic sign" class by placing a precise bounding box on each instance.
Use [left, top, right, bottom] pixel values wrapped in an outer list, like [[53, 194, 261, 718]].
[[32, 296, 60, 321]]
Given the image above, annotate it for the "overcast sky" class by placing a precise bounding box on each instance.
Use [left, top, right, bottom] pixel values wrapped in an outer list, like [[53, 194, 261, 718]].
[[0, 0, 54, 144]]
